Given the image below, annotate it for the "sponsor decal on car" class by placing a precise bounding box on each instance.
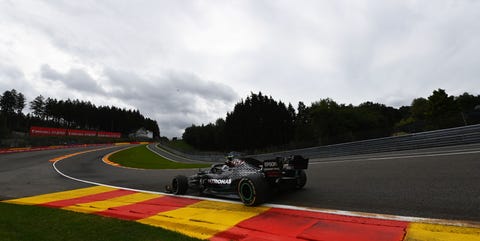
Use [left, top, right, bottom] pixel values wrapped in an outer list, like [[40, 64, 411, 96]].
[[207, 179, 232, 185], [263, 161, 280, 170]]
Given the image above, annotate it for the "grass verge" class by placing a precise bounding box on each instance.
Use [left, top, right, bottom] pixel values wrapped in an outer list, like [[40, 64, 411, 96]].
[[109, 145, 210, 169], [165, 139, 197, 153], [0, 202, 202, 241]]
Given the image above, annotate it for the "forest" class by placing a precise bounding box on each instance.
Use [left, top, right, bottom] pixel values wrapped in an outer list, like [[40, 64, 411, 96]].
[[0, 89, 160, 139], [183, 89, 480, 151]]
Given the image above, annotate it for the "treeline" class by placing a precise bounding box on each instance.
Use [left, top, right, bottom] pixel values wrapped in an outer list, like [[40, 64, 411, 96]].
[[183, 89, 480, 151], [0, 89, 160, 138], [183, 93, 295, 150]]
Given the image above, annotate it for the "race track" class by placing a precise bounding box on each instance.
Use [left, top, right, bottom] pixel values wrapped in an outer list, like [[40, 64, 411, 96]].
[[1, 143, 479, 221]]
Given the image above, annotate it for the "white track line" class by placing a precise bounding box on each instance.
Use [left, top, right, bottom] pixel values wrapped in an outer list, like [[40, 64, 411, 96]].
[[146, 144, 180, 163], [148, 144, 212, 163]]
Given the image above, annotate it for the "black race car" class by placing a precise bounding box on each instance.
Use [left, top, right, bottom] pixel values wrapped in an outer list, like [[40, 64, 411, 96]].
[[165, 155, 309, 206]]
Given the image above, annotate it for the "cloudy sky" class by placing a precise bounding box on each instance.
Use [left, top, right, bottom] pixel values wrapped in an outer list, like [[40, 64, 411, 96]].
[[1, 1, 479, 137]]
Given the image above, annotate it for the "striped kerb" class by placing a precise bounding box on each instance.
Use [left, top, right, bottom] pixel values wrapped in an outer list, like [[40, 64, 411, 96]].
[[4, 186, 480, 241]]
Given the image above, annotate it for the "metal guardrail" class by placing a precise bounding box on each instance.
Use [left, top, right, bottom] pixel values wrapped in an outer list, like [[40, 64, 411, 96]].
[[252, 124, 480, 160], [161, 124, 480, 161]]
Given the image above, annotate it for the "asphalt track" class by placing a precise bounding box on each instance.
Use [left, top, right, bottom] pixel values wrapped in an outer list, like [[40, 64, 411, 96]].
[[1, 143, 479, 222]]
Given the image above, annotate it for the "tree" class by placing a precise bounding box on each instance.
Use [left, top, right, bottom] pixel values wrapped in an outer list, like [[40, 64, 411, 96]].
[[411, 98, 429, 120], [223, 92, 295, 150], [309, 98, 341, 144], [455, 92, 480, 112], [15, 92, 25, 114], [294, 101, 315, 144], [0, 90, 17, 115], [0, 89, 28, 132], [44, 97, 57, 121], [427, 89, 462, 129], [455, 93, 480, 125], [30, 95, 45, 119], [355, 102, 399, 139]]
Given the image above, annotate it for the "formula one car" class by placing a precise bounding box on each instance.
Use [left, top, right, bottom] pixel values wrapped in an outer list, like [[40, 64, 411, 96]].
[[165, 154, 309, 206]]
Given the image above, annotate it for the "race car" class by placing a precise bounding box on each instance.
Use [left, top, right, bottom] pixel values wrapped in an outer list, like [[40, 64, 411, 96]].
[[165, 154, 309, 206]]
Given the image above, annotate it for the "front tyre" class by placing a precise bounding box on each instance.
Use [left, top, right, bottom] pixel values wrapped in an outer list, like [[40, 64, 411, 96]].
[[237, 175, 268, 206], [172, 175, 189, 195]]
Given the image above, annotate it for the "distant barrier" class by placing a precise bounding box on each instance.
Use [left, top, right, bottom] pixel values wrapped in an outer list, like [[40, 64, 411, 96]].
[[252, 124, 480, 160], [160, 124, 480, 161]]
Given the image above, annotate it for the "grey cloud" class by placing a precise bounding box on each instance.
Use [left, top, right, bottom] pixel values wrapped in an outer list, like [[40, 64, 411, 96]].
[[0, 63, 24, 80], [166, 72, 237, 103], [0, 63, 28, 93], [40, 64, 62, 80], [103, 68, 238, 105], [40, 64, 104, 94], [102, 68, 239, 137]]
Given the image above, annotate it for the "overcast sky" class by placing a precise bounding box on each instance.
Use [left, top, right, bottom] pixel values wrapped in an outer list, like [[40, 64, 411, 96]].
[[1, 1, 479, 138]]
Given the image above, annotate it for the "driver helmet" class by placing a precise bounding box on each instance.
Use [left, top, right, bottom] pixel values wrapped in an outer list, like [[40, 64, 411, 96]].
[[226, 153, 235, 161], [226, 158, 244, 167]]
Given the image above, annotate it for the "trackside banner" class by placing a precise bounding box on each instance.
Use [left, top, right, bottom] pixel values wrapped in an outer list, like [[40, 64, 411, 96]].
[[30, 126, 67, 136], [68, 129, 97, 137], [29, 126, 121, 138]]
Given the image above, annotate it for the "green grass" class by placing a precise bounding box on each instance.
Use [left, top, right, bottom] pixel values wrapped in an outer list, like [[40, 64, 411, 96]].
[[109, 145, 210, 169], [165, 139, 197, 152], [0, 202, 202, 241]]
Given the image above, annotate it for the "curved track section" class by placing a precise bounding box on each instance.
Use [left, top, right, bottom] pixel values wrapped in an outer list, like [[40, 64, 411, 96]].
[[0, 146, 115, 200], [2, 143, 480, 221]]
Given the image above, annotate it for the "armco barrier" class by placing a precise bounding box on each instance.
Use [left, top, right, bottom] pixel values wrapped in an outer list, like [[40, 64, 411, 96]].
[[252, 124, 480, 160], [160, 124, 480, 161]]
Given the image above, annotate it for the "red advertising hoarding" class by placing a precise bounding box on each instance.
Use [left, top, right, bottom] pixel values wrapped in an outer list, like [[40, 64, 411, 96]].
[[30, 126, 67, 136], [67, 129, 97, 137], [97, 131, 121, 138], [30, 126, 121, 138]]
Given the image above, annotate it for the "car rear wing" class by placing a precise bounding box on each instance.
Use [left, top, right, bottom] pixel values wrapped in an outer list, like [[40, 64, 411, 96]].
[[262, 155, 309, 171]]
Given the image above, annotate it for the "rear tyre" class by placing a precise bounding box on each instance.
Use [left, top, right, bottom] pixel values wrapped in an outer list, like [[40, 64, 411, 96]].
[[172, 175, 189, 195], [237, 175, 268, 206], [295, 170, 307, 189]]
